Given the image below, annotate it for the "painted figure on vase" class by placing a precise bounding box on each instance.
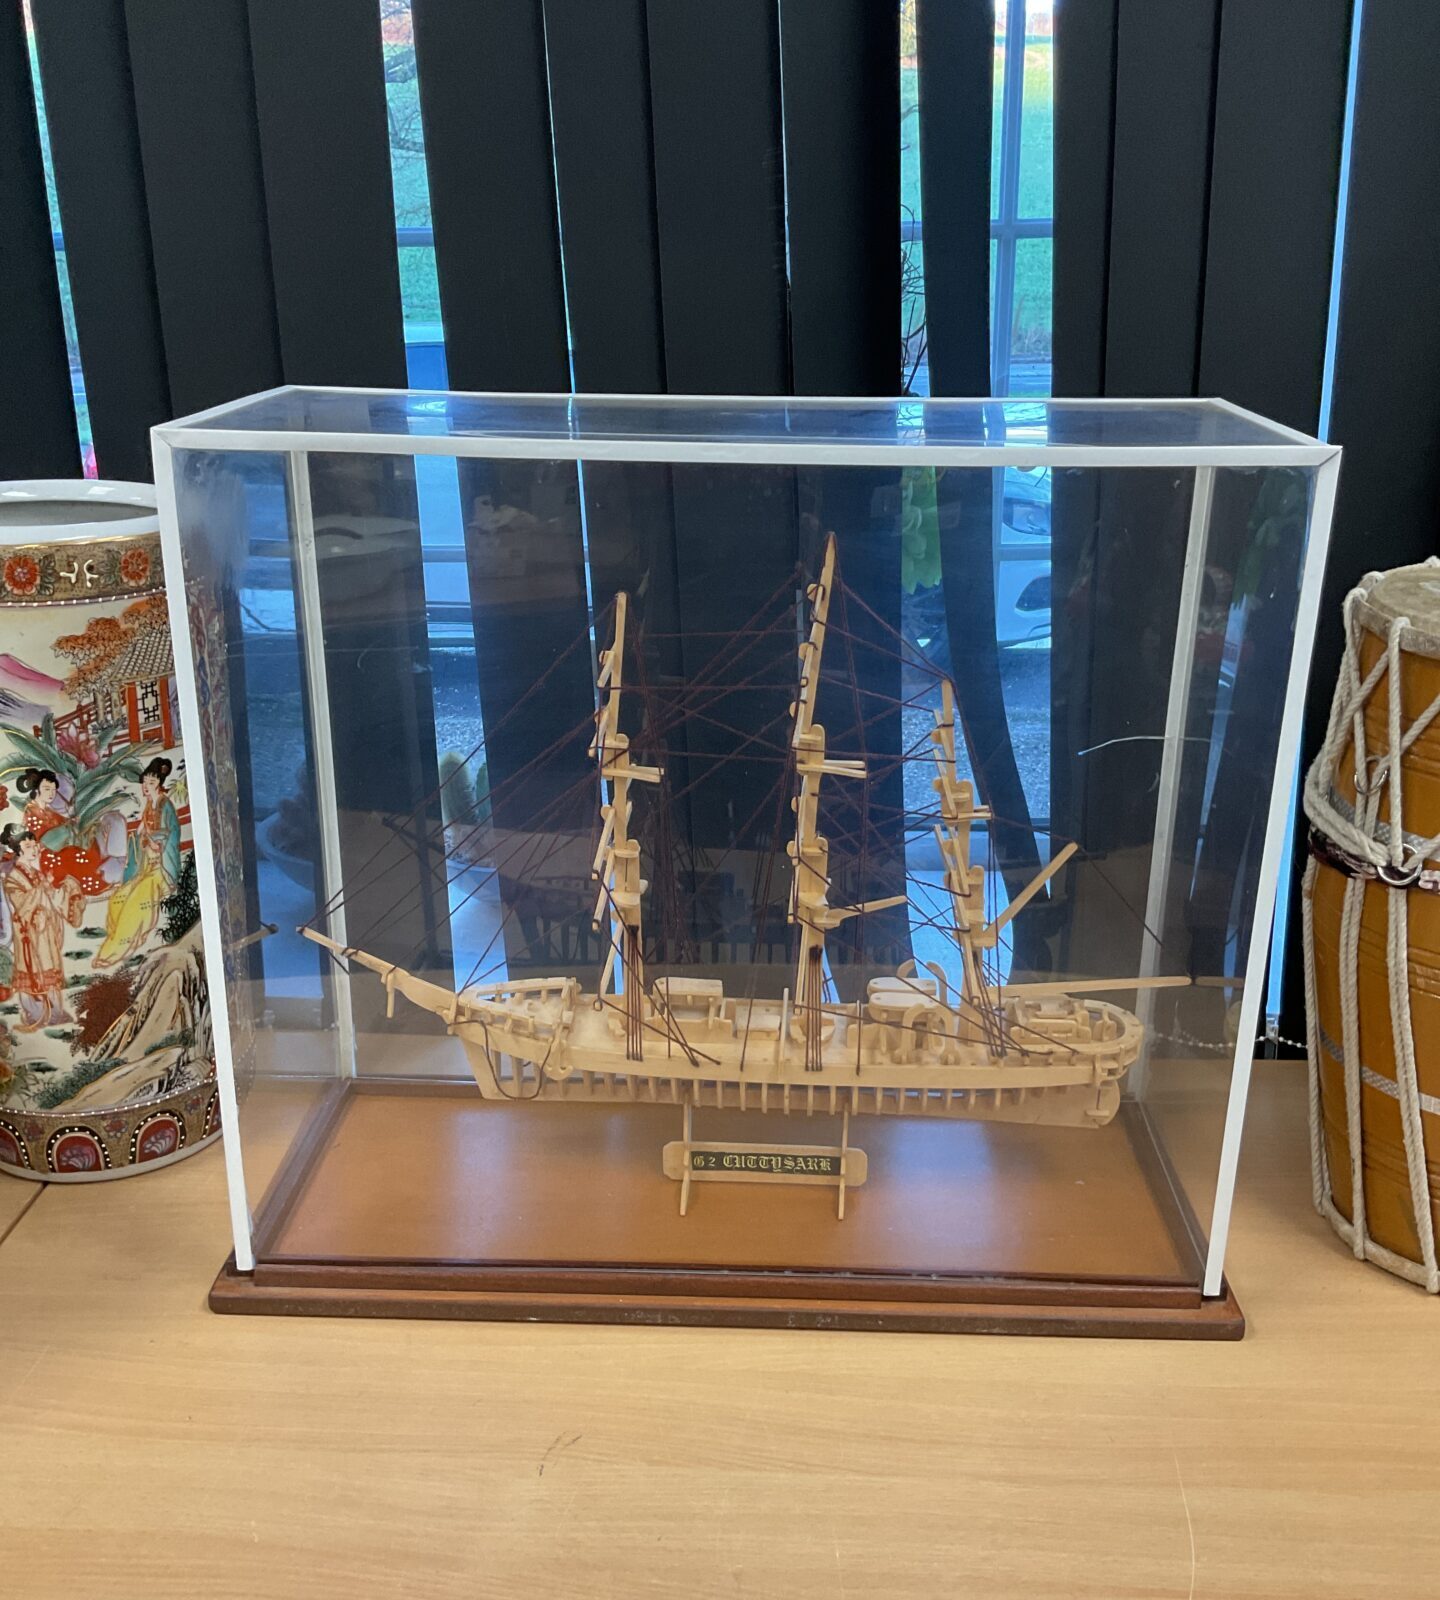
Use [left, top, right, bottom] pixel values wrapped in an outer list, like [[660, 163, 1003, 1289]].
[[16, 766, 117, 922], [96, 757, 179, 969], [0, 821, 71, 1031]]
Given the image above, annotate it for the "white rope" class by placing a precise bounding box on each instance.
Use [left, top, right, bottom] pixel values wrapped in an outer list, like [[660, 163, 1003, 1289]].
[[1337, 869, 1368, 1257], [1303, 560, 1440, 1290], [1382, 615, 1440, 1290], [1300, 855, 1326, 1214], [1387, 883, 1440, 1290]]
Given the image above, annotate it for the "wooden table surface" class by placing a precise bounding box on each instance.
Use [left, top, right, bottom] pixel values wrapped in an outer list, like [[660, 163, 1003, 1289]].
[[2, 1060, 1436, 1599]]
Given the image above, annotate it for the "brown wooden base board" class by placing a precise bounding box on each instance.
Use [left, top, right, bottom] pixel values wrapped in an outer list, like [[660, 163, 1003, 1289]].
[[210, 1255, 1244, 1338], [209, 1079, 1242, 1338]]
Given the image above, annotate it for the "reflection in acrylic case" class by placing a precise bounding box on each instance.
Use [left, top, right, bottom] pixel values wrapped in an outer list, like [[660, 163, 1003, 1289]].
[[153, 391, 1338, 1336]]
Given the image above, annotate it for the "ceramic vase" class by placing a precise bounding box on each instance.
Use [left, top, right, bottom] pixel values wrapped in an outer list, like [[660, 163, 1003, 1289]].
[[0, 481, 215, 1180]]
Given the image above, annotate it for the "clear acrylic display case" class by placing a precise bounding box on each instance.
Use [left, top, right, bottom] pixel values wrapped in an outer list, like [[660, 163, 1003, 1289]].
[[154, 390, 1338, 1336]]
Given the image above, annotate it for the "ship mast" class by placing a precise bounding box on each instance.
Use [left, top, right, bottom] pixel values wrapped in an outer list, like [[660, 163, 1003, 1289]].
[[929, 676, 1077, 1046], [589, 592, 661, 1059], [788, 534, 907, 1071], [929, 678, 997, 1019]]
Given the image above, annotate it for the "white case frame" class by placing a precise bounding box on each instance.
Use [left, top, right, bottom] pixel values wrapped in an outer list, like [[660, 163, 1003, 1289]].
[[152, 389, 1340, 1294]]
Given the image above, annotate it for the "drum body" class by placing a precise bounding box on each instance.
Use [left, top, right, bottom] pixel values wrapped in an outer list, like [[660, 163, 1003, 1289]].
[[1306, 563, 1440, 1286]]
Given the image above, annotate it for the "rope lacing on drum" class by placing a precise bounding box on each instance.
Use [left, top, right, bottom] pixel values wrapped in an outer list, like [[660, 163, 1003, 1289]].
[[1303, 558, 1440, 1293]]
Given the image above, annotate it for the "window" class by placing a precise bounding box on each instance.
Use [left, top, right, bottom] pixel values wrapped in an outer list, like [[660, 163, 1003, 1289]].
[[22, 0, 93, 475], [379, 0, 446, 389], [995, 0, 1054, 398]]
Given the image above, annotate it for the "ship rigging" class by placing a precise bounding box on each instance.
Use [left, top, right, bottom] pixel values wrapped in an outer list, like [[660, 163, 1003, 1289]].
[[303, 532, 1184, 1130]]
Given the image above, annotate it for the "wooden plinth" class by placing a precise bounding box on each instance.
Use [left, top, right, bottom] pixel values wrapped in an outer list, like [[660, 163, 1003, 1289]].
[[212, 1080, 1243, 1339]]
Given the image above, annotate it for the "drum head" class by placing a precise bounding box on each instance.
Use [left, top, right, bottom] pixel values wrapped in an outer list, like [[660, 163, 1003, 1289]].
[[1355, 564, 1440, 659]]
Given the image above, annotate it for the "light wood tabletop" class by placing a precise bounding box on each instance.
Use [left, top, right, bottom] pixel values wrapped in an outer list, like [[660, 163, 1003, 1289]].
[[0, 1171, 40, 1242], [1, 1060, 1436, 1600]]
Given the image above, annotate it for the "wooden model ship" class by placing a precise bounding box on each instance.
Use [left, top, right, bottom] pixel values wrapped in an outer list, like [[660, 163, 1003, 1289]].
[[304, 535, 1181, 1169]]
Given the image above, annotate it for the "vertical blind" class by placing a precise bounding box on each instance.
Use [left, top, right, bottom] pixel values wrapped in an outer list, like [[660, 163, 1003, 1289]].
[[5, 0, 1438, 1025]]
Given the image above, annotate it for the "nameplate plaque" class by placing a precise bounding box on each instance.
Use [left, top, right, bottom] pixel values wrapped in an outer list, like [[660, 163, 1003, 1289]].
[[689, 1149, 843, 1176], [662, 1137, 867, 1188]]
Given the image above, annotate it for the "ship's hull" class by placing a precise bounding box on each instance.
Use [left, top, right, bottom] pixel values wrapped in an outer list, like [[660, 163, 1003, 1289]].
[[448, 986, 1141, 1129]]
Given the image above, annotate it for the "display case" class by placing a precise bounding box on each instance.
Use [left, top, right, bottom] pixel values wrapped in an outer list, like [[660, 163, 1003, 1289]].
[[153, 390, 1338, 1336]]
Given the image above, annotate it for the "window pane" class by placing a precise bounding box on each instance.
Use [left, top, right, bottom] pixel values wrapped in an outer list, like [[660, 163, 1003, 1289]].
[[398, 244, 442, 332], [382, 5, 428, 231], [999, 465, 1051, 548], [1011, 235, 1052, 384], [901, 4, 921, 225], [992, 6, 1005, 219], [902, 238, 928, 395], [1018, 2, 1054, 219], [380, 2, 443, 353], [990, 236, 999, 357]]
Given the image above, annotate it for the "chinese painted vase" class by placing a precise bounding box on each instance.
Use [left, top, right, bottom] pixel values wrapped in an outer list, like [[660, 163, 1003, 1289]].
[[0, 481, 215, 1180]]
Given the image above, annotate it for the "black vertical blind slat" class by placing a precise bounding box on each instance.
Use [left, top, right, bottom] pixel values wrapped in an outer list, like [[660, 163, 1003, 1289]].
[[306, 455, 454, 1045], [246, 0, 406, 388], [0, 0, 77, 478], [1103, 0, 1221, 398], [1050, 0, 1117, 907], [781, 0, 900, 398], [780, 0, 906, 968], [1198, 1, 1351, 1040], [411, 0, 569, 393], [1052, 0, 1117, 398], [541, 0, 682, 830], [305, 456, 456, 1019], [123, 0, 282, 417], [243, 5, 439, 994], [645, 0, 789, 395], [1055, 4, 1222, 993], [1307, 0, 1440, 699], [412, 1, 589, 977], [914, 0, 991, 400], [1055, 3, 1354, 1031], [645, 1, 793, 959], [29, 0, 169, 480], [1197, 0, 1351, 429], [807, 472, 911, 976], [543, 1, 690, 955], [1280, 2, 1440, 1037], [542, 0, 664, 396]]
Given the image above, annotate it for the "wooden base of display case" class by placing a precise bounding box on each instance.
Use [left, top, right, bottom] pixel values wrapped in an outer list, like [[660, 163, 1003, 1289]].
[[210, 1080, 1244, 1339]]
